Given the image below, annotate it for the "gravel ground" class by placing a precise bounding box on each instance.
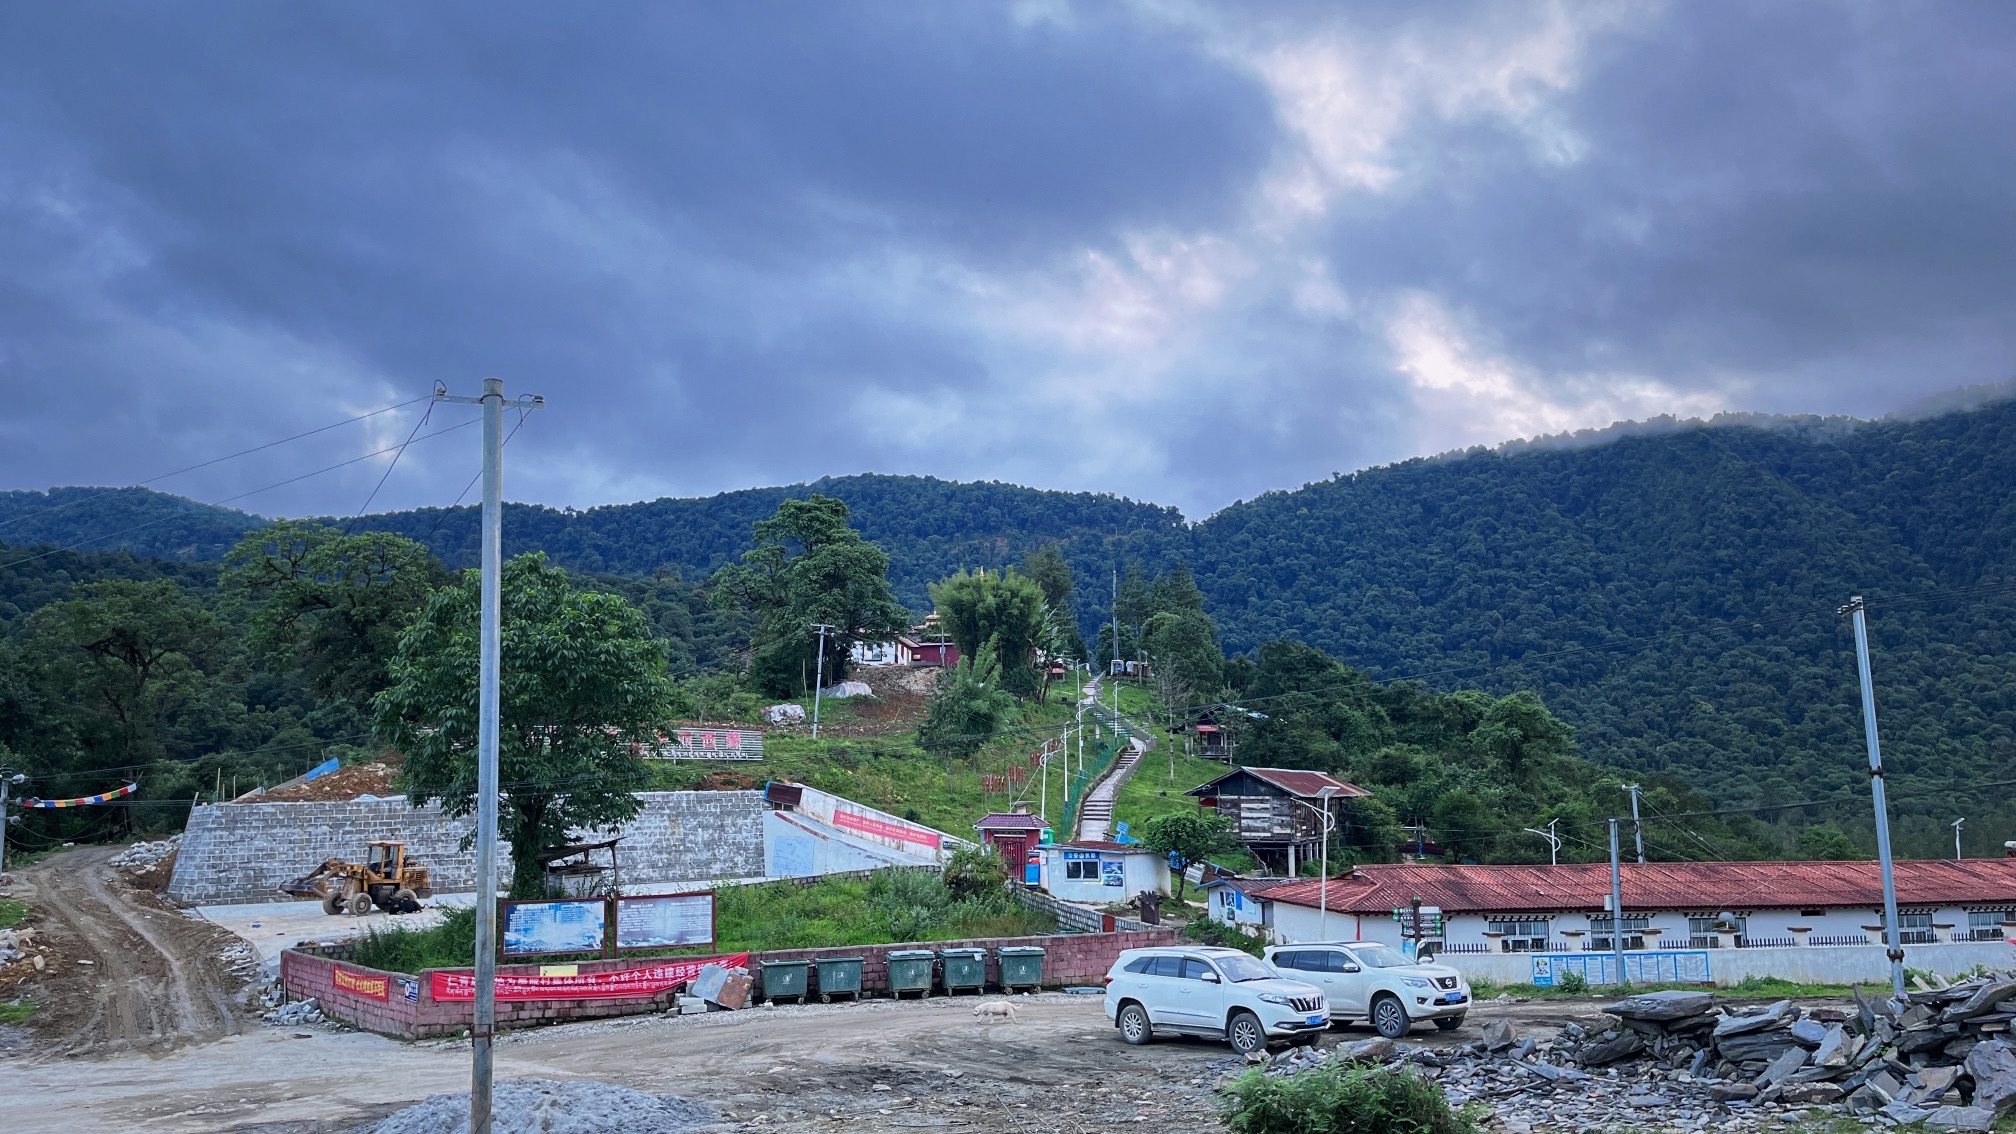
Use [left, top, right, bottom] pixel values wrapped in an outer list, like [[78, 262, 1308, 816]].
[[354, 1079, 715, 1134]]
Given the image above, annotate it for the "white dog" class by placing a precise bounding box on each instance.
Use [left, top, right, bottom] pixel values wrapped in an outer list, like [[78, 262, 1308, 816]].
[[972, 1000, 1019, 1021]]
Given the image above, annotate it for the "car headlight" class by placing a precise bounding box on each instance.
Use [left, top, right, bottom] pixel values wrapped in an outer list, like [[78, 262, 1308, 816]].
[[1402, 977, 1433, 989], [1257, 993, 1298, 1006]]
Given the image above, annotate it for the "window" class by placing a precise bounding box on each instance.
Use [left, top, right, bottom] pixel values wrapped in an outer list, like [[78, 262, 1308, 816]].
[[1897, 911, 1935, 945], [1487, 918, 1551, 952], [1688, 915, 1747, 948], [1215, 954, 1278, 983], [1064, 858, 1103, 881], [1589, 915, 1649, 951], [1344, 945, 1409, 969], [1149, 955, 1184, 978], [1799, 910, 1826, 919], [1180, 958, 1216, 981], [1273, 951, 1311, 970], [1124, 956, 1155, 974], [1968, 911, 2007, 941]]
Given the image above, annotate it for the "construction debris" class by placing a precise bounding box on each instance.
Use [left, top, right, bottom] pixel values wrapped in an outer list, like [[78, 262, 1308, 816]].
[[109, 838, 180, 871], [1238, 974, 2016, 1132], [266, 998, 325, 1026], [352, 1077, 713, 1134]]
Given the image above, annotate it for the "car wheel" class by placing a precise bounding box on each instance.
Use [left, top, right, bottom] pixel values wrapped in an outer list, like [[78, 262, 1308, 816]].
[[1371, 995, 1411, 1039], [346, 893, 374, 916], [1227, 1010, 1267, 1055], [1117, 1003, 1152, 1046], [1434, 1014, 1465, 1032]]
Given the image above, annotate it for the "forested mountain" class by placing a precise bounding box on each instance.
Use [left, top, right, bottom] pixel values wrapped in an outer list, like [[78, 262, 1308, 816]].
[[8, 390, 2016, 855], [0, 475, 1180, 626], [1189, 395, 2016, 857]]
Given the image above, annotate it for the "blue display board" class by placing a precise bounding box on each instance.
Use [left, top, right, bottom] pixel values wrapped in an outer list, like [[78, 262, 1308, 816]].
[[502, 898, 607, 957]]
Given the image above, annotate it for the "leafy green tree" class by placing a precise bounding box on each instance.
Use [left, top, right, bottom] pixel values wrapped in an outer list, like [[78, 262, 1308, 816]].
[[1429, 791, 1499, 862], [1138, 810, 1235, 902], [28, 579, 224, 763], [224, 521, 445, 712], [375, 554, 673, 897], [1468, 692, 1576, 782], [1142, 608, 1223, 712], [1023, 545, 1074, 610], [941, 844, 1008, 900], [929, 568, 1047, 698], [709, 496, 909, 698], [917, 646, 1016, 760], [1794, 822, 1865, 860]]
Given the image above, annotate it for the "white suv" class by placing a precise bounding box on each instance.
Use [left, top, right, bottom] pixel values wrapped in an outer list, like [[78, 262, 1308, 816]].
[[1103, 946, 1328, 1054], [1262, 941, 1471, 1038]]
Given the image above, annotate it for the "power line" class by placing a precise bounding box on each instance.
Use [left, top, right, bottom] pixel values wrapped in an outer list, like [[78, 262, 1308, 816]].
[[0, 416, 480, 573], [0, 395, 433, 535], [343, 400, 435, 532]]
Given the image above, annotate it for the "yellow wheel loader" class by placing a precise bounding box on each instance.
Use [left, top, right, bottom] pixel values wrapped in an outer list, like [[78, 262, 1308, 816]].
[[280, 840, 433, 915]]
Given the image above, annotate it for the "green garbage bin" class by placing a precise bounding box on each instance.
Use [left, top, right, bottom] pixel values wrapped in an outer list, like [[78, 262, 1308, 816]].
[[759, 958, 810, 1005], [997, 945, 1046, 992], [941, 947, 987, 995], [815, 956, 865, 1003], [886, 949, 936, 999]]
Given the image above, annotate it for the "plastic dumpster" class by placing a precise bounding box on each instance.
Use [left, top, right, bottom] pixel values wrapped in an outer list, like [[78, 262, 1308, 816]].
[[941, 947, 988, 994], [996, 945, 1046, 992], [758, 958, 810, 1005], [886, 949, 936, 999], [815, 956, 864, 1003]]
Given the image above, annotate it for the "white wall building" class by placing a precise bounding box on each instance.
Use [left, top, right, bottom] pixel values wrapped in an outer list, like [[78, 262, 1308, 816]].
[[1038, 841, 1171, 903], [1210, 859, 2016, 984]]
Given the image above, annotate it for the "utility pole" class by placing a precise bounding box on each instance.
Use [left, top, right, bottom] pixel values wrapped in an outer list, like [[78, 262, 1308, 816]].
[[436, 379, 541, 1134], [1609, 819, 1627, 987], [1953, 817, 1965, 861], [0, 768, 24, 886], [1317, 787, 1338, 939], [1840, 595, 1907, 999], [809, 623, 835, 739], [1110, 568, 1120, 723], [1622, 784, 1646, 863], [1522, 819, 1561, 866]]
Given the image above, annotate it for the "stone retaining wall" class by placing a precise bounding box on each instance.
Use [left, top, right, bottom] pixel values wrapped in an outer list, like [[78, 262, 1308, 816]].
[[169, 790, 768, 905], [1436, 939, 2016, 987]]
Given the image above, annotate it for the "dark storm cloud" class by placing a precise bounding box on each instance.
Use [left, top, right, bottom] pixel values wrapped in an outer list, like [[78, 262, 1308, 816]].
[[0, 2, 2011, 522]]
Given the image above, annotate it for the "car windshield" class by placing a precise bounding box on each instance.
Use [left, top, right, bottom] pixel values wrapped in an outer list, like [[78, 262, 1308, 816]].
[[1216, 954, 1277, 983], [1347, 945, 1413, 969]]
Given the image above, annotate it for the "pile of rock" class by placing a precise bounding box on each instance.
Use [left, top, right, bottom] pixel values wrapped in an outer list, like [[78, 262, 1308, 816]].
[[264, 997, 326, 1026], [110, 837, 179, 871], [1232, 977, 2016, 1133]]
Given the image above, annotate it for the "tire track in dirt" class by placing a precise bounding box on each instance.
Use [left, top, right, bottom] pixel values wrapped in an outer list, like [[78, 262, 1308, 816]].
[[13, 846, 251, 1057]]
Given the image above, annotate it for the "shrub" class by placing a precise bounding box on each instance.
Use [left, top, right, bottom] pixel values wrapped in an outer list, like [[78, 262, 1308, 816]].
[[350, 904, 478, 973], [1183, 916, 1265, 957], [1556, 970, 1589, 995], [940, 845, 1007, 901], [1221, 1062, 1479, 1134]]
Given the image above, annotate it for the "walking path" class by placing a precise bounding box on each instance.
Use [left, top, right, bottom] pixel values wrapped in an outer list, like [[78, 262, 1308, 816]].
[[1073, 677, 1151, 843]]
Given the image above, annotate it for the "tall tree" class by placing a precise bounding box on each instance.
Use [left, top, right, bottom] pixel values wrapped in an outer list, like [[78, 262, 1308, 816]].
[[375, 554, 673, 897], [224, 521, 445, 712], [1141, 608, 1224, 713], [928, 568, 1046, 698], [709, 496, 910, 697], [1137, 811, 1234, 902], [28, 579, 224, 763], [917, 645, 1017, 760]]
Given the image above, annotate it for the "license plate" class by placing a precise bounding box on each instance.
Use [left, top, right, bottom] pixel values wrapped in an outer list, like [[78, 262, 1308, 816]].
[[1440, 994, 1466, 1005], [1305, 1014, 1326, 1026]]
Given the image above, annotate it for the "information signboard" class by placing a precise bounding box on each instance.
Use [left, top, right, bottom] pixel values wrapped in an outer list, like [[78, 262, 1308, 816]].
[[614, 892, 716, 952], [502, 898, 608, 957]]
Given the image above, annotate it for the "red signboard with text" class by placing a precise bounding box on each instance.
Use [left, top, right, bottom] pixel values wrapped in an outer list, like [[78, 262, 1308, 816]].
[[830, 807, 941, 848], [428, 953, 749, 1002]]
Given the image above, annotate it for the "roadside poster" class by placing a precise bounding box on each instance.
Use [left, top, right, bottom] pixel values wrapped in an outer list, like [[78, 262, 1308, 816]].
[[502, 898, 608, 957], [615, 892, 716, 951], [1101, 859, 1125, 887]]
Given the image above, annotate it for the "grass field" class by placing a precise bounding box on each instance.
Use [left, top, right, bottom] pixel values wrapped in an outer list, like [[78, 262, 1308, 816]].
[[0, 900, 27, 929]]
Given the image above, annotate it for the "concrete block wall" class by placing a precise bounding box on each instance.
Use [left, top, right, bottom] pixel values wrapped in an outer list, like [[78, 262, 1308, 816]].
[[1012, 886, 1157, 934], [170, 790, 768, 906]]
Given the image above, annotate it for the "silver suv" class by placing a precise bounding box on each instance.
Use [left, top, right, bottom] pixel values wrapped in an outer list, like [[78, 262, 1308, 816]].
[[1103, 946, 1328, 1054], [1262, 941, 1471, 1038]]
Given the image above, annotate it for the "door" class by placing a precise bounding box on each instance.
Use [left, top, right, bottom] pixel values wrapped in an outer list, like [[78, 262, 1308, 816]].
[[1142, 955, 1187, 1024], [1318, 949, 1369, 1015], [1174, 957, 1226, 1029], [995, 836, 1027, 883]]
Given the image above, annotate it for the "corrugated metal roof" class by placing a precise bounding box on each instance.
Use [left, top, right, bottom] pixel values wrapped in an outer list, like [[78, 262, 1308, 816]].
[[973, 812, 1047, 830], [1185, 766, 1372, 799], [1253, 859, 2016, 915]]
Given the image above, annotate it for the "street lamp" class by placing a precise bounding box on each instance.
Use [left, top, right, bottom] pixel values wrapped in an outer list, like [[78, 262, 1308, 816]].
[[1522, 819, 1562, 866], [1291, 787, 1341, 939]]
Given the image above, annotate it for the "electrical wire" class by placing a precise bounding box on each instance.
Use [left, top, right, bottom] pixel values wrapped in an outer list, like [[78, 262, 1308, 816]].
[[0, 416, 481, 573], [343, 400, 434, 533], [0, 395, 433, 535]]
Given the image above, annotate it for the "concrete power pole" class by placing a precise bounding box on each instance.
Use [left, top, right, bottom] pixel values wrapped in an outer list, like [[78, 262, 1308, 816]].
[[1953, 817, 1965, 861], [437, 379, 542, 1134], [1609, 819, 1627, 987], [1622, 784, 1646, 863], [0, 768, 23, 885], [810, 623, 834, 740], [1840, 595, 1907, 999]]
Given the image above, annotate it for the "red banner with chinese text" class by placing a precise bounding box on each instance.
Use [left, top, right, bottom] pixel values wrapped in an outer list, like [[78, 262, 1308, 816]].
[[428, 953, 750, 1002]]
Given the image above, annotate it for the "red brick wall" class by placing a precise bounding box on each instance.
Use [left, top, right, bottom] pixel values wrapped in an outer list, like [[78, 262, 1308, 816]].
[[283, 929, 1182, 1039]]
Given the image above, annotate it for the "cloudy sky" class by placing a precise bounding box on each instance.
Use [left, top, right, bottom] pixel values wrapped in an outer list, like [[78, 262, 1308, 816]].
[[1, 2, 2011, 520]]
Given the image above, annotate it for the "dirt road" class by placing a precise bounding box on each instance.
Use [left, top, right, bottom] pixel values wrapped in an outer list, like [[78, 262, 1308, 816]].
[[9, 845, 256, 1055], [0, 986, 1616, 1133]]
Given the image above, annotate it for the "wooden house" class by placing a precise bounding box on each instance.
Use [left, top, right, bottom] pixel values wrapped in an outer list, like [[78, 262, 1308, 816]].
[[1185, 767, 1371, 876]]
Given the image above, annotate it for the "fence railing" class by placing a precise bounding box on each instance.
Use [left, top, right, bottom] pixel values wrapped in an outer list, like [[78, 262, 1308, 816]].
[[1808, 935, 1871, 946], [1441, 943, 1491, 954], [1962, 928, 2008, 942], [1737, 936, 1798, 949]]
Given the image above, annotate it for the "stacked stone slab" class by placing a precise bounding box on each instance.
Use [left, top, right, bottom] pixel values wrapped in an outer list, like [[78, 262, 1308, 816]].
[[167, 790, 768, 905]]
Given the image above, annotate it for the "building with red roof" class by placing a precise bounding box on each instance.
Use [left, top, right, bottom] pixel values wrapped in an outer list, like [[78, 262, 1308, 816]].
[[1206, 859, 2016, 962]]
